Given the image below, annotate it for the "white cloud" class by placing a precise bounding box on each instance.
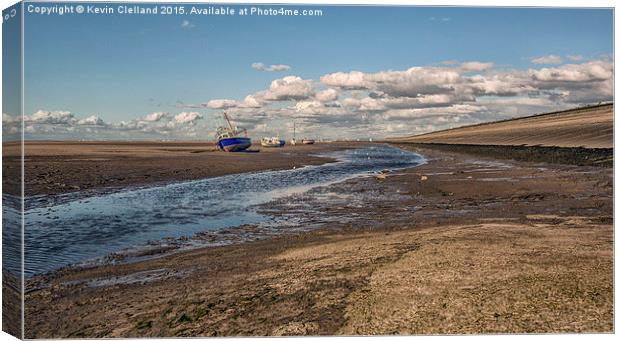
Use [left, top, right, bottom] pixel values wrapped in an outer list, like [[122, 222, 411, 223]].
[[181, 20, 195, 28], [241, 95, 263, 108], [320, 71, 368, 90], [263, 76, 314, 101], [321, 67, 461, 97], [460, 61, 494, 72], [315, 88, 339, 102], [530, 55, 563, 65], [529, 60, 612, 83], [252, 62, 291, 72], [2, 113, 20, 124], [29, 110, 75, 124], [206, 99, 239, 109], [566, 55, 584, 61], [77, 115, 106, 126], [174, 111, 203, 124], [295, 100, 326, 115], [142, 112, 169, 122]]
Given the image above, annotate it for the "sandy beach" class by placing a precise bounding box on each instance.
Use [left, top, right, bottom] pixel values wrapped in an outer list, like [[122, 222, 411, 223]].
[[392, 103, 613, 149], [22, 142, 613, 337], [3, 141, 356, 196]]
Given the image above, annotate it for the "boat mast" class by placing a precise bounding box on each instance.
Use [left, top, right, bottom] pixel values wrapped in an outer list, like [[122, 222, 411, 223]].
[[223, 111, 234, 131]]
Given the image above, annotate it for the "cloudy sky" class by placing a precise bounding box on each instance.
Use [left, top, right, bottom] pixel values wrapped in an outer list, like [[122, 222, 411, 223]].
[[2, 4, 613, 140]]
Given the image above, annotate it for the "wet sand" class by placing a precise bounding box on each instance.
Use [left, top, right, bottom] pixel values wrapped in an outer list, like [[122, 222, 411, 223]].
[[2, 141, 357, 196], [23, 144, 613, 337]]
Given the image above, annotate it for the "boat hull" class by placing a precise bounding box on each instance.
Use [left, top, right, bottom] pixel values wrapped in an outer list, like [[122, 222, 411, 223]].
[[261, 140, 285, 147], [217, 137, 252, 152]]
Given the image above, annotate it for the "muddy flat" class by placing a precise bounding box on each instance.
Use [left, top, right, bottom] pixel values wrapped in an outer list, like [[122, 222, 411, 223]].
[[391, 103, 613, 148], [2, 141, 358, 196], [23, 145, 613, 337]]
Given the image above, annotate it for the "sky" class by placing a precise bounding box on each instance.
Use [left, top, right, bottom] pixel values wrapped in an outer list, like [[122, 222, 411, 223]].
[[2, 2, 614, 140]]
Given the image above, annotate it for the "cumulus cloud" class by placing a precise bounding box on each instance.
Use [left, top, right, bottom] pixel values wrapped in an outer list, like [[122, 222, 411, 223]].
[[77, 115, 106, 126], [142, 112, 169, 122], [29, 110, 75, 124], [320, 71, 368, 90], [530, 55, 563, 65], [263, 76, 315, 101], [321, 67, 460, 97], [241, 95, 263, 108], [7, 108, 210, 140], [529, 60, 612, 83], [173, 111, 203, 124], [315, 88, 339, 102], [252, 62, 291, 72], [2, 113, 21, 124], [206, 99, 239, 109]]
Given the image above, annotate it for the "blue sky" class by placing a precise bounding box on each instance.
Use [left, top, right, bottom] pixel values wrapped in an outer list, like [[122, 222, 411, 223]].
[[3, 3, 614, 140]]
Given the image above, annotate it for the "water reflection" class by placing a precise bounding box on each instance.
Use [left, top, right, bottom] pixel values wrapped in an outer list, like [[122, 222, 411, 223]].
[[19, 145, 424, 276]]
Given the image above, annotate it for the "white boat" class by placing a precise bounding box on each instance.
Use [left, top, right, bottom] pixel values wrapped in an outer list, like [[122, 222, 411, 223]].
[[261, 136, 285, 147]]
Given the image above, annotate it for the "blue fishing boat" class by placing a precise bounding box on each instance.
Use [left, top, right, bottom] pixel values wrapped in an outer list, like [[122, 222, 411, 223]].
[[215, 112, 252, 152]]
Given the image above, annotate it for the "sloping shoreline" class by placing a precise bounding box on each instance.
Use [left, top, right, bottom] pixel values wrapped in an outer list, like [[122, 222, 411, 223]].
[[390, 103, 613, 149]]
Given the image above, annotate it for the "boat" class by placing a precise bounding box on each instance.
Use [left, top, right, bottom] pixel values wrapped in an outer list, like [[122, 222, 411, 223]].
[[302, 138, 315, 145], [261, 136, 285, 147], [290, 121, 297, 146], [215, 112, 252, 152]]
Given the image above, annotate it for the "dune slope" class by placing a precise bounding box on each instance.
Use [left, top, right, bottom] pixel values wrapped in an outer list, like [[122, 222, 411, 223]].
[[391, 103, 613, 148]]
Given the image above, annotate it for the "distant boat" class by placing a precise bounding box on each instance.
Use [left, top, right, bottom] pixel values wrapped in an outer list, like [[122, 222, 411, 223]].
[[290, 121, 297, 146], [302, 138, 315, 145], [261, 136, 285, 147], [215, 112, 252, 152]]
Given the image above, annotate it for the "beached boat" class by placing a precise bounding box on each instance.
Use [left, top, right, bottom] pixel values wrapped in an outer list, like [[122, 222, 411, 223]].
[[215, 112, 252, 152], [261, 136, 285, 147], [302, 138, 315, 145], [290, 121, 297, 146]]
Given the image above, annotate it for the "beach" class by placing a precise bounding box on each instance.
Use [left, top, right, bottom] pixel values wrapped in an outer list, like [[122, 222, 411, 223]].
[[2, 141, 356, 196], [22, 141, 613, 337], [393, 103, 613, 149]]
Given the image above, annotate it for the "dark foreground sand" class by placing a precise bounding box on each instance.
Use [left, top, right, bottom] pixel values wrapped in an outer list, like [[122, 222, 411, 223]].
[[22, 144, 613, 337]]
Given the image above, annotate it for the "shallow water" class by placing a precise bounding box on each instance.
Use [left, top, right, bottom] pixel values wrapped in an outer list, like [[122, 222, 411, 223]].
[[4, 145, 424, 276]]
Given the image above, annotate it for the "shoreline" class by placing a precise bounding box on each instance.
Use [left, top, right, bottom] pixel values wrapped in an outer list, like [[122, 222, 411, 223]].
[[3, 141, 363, 197], [389, 142, 613, 167], [22, 144, 613, 337]]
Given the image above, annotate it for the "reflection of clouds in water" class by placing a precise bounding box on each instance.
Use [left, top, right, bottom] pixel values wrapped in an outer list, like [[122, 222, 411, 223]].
[[2, 199, 22, 277]]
